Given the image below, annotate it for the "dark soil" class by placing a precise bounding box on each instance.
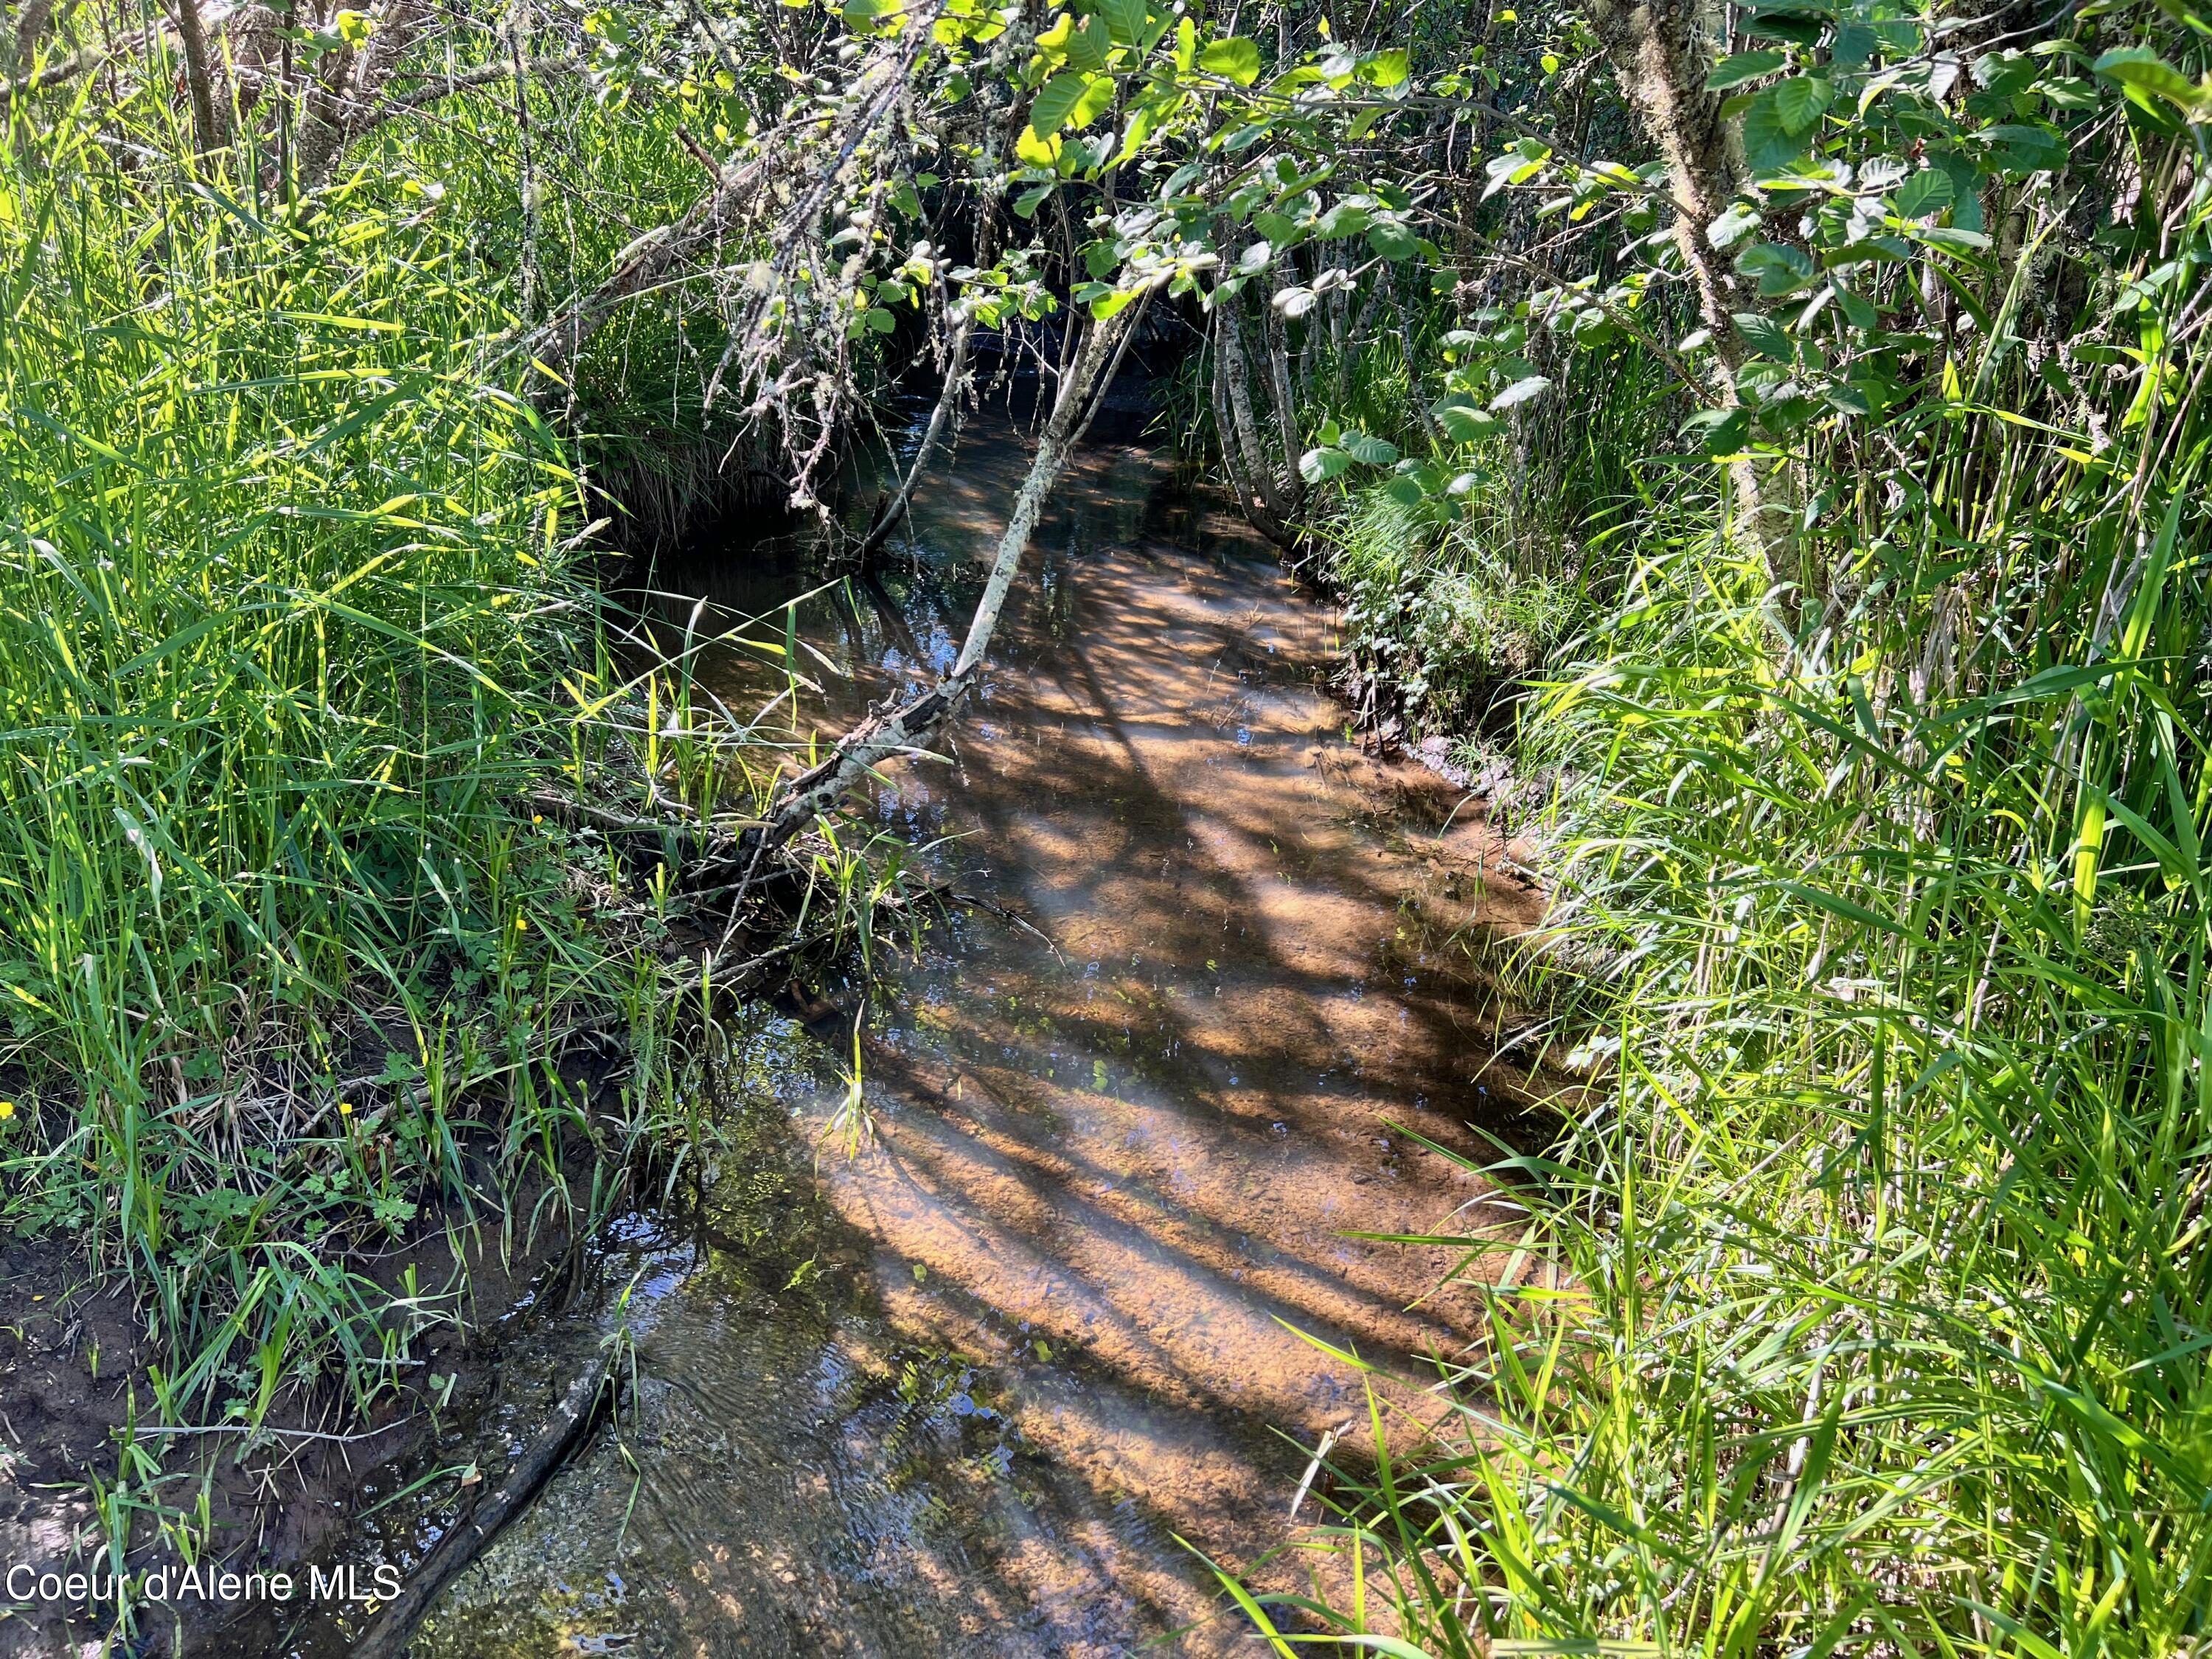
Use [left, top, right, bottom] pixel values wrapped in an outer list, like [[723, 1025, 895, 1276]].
[[0, 1181, 582, 1659]]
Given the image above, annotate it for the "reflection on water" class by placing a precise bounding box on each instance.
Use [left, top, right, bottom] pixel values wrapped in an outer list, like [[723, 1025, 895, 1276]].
[[407, 419, 1543, 1655]]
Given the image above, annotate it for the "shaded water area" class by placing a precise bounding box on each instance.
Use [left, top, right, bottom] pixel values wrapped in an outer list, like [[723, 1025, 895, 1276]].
[[358, 420, 1543, 1656]]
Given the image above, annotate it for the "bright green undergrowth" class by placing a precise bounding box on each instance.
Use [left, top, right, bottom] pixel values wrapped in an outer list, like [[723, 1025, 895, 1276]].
[[1252, 100, 2212, 1659], [1312, 330, 1676, 745], [0, 77, 754, 1504]]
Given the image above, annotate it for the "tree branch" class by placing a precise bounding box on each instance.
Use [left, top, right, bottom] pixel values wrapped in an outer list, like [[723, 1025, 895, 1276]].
[[751, 292, 1144, 851]]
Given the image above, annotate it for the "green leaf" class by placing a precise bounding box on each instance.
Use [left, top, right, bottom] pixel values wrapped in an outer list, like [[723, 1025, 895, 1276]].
[[2039, 74, 2098, 111], [1071, 72, 1119, 128], [1681, 406, 1750, 457], [1381, 475, 1427, 507], [1099, 0, 1147, 46], [1489, 374, 1552, 411], [1434, 403, 1499, 441], [864, 307, 897, 333], [1740, 87, 1809, 173], [1732, 310, 1792, 361], [1772, 74, 1832, 136], [1299, 446, 1352, 484], [1315, 201, 1370, 238], [1025, 72, 1087, 138], [1253, 209, 1302, 246], [1366, 220, 1419, 261], [1200, 36, 1262, 85], [2093, 46, 2204, 111], [1736, 240, 1817, 297], [1893, 167, 1952, 218], [1065, 14, 1112, 70], [1705, 49, 1787, 90], [1980, 122, 2067, 177], [1835, 285, 1879, 329], [1831, 21, 1877, 69], [1361, 48, 1409, 88], [1707, 201, 1763, 249], [1342, 429, 1399, 465], [1744, 5, 1823, 47]]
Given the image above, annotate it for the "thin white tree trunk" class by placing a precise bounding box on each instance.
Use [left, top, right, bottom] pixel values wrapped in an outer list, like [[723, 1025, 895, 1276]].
[[755, 297, 1141, 849]]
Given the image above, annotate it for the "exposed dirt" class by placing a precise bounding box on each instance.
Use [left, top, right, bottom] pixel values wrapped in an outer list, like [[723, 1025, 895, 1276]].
[[0, 1173, 582, 1659]]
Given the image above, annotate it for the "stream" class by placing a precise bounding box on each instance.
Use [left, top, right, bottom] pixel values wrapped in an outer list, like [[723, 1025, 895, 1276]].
[[305, 420, 1540, 1657]]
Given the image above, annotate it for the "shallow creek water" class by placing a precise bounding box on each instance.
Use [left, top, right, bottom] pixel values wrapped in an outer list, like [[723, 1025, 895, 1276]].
[[390, 423, 1543, 1656]]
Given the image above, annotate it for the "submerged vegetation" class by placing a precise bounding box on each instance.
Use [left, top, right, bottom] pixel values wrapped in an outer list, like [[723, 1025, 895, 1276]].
[[8, 0, 2212, 1647]]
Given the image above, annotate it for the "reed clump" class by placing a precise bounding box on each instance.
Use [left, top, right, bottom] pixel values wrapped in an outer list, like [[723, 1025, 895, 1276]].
[[0, 55, 772, 1523]]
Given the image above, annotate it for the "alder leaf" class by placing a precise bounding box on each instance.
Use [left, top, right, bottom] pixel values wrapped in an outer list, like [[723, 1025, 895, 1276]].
[[1740, 86, 1809, 173], [1065, 15, 1112, 70], [1341, 429, 1399, 465], [1705, 49, 1786, 89], [1731, 311, 1792, 362], [1489, 374, 1553, 411], [1772, 74, 1832, 136], [1199, 37, 1262, 85], [1299, 445, 1352, 483], [1434, 403, 1499, 441], [1099, 0, 1147, 46], [1893, 168, 1952, 218], [1025, 72, 1087, 139]]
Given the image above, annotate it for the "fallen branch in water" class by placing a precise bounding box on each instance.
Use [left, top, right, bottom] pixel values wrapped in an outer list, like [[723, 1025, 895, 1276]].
[[352, 1347, 616, 1659], [750, 289, 1148, 852]]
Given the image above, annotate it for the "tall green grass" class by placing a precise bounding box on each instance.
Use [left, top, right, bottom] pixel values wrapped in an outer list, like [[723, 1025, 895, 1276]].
[[1245, 75, 2212, 1659], [0, 41, 760, 1530]]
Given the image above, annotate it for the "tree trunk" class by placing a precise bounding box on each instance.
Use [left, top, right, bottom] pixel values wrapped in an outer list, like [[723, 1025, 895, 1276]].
[[1579, 0, 1742, 370], [167, 0, 222, 154], [1214, 294, 1297, 548], [8, 0, 54, 74], [1578, 0, 1805, 627], [1259, 289, 1305, 515], [1209, 308, 1276, 541], [293, 0, 428, 190]]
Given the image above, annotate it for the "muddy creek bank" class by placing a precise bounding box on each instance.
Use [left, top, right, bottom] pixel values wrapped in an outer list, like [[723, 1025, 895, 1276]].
[[276, 422, 1544, 1658]]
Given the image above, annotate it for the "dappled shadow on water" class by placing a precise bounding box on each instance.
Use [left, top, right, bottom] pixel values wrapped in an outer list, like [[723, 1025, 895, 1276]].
[[408, 421, 1547, 1656]]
